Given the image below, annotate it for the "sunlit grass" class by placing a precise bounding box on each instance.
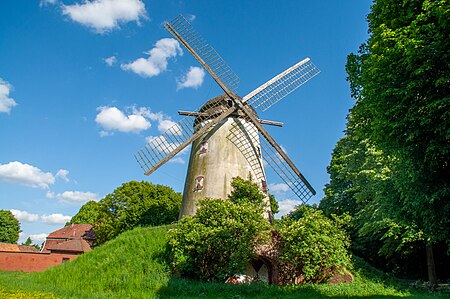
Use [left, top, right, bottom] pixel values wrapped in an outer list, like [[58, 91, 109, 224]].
[[0, 225, 447, 298]]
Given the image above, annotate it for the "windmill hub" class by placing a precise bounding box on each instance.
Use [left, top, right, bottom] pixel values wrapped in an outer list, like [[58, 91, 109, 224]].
[[194, 94, 258, 128]]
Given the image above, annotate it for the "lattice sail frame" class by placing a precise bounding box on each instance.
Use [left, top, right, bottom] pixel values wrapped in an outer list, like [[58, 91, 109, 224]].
[[243, 58, 320, 112], [227, 119, 314, 203], [165, 15, 240, 93], [135, 99, 233, 175]]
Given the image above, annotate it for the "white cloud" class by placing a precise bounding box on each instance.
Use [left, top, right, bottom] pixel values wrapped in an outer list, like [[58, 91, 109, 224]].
[[177, 66, 205, 90], [157, 119, 182, 135], [62, 0, 147, 34], [268, 182, 289, 193], [186, 14, 196, 22], [276, 199, 302, 219], [0, 161, 55, 189], [40, 0, 57, 7], [169, 157, 185, 164], [29, 233, 48, 243], [47, 190, 98, 203], [95, 106, 151, 134], [104, 55, 117, 66], [121, 38, 182, 77], [0, 78, 18, 114], [41, 213, 72, 225], [56, 169, 69, 182], [145, 135, 180, 154], [10, 209, 39, 223]]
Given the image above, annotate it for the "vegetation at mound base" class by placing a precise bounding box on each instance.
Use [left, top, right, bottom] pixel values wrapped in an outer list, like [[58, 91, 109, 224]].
[[0, 225, 448, 298]]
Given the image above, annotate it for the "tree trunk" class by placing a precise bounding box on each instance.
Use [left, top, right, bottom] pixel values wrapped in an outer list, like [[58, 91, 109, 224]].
[[426, 243, 437, 285]]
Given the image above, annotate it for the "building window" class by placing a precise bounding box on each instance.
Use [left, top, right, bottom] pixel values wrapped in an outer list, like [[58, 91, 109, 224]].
[[199, 139, 208, 155], [193, 176, 205, 192], [62, 257, 70, 263]]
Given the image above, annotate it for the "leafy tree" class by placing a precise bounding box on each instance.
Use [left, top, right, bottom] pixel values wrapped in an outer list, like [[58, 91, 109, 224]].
[[67, 200, 104, 226], [21, 237, 41, 251], [167, 178, 270, 281], [0, 210, 21, 244], [277, 206, 352, 283], [72, 181, 182, 245], [339, 0, 449, 283]]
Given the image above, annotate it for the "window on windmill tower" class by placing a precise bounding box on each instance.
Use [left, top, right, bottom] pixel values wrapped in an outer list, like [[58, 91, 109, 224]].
[[193, 176, 204, 192], [199, 140, 208, 155]]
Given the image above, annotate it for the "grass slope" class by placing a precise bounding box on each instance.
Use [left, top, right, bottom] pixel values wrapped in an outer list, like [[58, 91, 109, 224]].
[[0, 225, 447, 298]]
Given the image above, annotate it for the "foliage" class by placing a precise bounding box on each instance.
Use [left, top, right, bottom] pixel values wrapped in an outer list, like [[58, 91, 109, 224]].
[[21, 237, 41, 251], [167, 177, 270, 282], [67, 200, 103, 226], [1, 226, 448, 298], [346, 0, 450, 246], [269, 194, 279, 214], [276, 206, 352, 283], [0, 210, 20, 244], [72, 181, 182, 245], [167, 198, 270, 281]]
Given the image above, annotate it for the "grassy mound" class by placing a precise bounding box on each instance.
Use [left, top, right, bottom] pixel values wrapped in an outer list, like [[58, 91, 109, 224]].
[[1, 225, 171, 298], [0, 225, 448, 298]]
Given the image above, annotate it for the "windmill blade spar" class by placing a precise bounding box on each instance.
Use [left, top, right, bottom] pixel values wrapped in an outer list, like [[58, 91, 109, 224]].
[[243, 58, 320, 112], [165, 15, 240, 95], [135, 102, 235, 175]]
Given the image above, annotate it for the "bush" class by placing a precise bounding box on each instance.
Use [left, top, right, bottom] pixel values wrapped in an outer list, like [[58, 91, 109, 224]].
[[276, 206, 352, 283], [167, 178, 270, 282]]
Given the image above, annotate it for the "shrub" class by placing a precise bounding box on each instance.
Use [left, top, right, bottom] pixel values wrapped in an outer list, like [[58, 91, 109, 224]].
[[276, 206, 352, 283], [167, 178, 270, 282]]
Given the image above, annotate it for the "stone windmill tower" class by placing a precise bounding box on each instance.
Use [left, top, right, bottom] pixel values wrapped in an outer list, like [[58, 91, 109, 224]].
[[135, 15, 320, 220]]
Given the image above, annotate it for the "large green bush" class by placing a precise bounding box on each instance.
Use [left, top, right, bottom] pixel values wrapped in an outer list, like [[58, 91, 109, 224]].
[[276, 206, 352, 283], [167, 178, 270, 282]]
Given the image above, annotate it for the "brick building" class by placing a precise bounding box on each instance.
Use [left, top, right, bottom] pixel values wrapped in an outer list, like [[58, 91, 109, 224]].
[[0, 224, 95, 272]]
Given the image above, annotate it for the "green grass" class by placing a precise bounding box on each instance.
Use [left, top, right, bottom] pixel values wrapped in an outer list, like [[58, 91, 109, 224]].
[[0, 225, 447, 298]]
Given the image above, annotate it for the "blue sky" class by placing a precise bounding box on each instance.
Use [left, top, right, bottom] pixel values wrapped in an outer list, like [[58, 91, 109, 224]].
[[0, 0, 371, 244]]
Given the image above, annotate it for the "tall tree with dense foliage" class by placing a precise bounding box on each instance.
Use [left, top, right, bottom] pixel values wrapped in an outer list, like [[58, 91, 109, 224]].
[[332, 0, 449, 283], [0, 210, 21, 244], [71, 181, 182, 245]]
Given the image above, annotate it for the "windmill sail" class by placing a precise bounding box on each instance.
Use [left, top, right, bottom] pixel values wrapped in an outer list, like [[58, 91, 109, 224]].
[[135, 100, 235, 175], [243, 58, 320, 112], [165, 15, 240, 94], [227, 116, 315, 202]]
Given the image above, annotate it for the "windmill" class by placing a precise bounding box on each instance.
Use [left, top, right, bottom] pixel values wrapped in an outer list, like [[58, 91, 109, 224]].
[[134, 15, 320, 220]]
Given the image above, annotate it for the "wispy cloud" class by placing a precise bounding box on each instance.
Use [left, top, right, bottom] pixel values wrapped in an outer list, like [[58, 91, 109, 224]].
[[46, 190, 98, 203], [62, 0, 147, 34], [56, 169, 69, 182], [41, 213, 72, 224], [10, 209, 39, 222], [10, 209, 72, 225], [103, 55, 117, 66], [268, 182, 289, 193], [0, 78, 17, 114], [0, 161, 55, 189], [121, 38, 182, 77], [28, 233, 48, 243], [276, 199, 302, 219], [177, 66, 205, 90]]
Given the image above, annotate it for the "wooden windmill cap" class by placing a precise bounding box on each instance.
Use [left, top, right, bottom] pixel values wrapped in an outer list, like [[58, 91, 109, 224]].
[[195, 94, 258, 126]]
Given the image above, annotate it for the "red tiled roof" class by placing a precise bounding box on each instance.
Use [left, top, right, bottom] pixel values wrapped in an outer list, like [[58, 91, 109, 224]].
[[46, 238, 92, 253], [0, 243, 19, 252], [18, 245, 39, 252], [47, 224, 94, 239]]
